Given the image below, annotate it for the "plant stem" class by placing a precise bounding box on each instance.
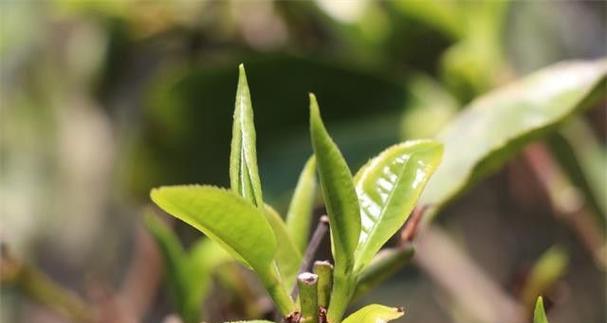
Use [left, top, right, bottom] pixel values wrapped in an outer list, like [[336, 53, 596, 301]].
[[292, 216, 329, 299], [0, 245, 94, 323], [313, 261, 333, 309], [260, 263, 296, 316], [326, 272, 354, 323], [297, 272, 319, 323]]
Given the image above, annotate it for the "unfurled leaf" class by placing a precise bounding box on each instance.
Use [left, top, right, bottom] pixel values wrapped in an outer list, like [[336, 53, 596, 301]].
[[353, 140, 442, 272], [342, 304, 405, 323], [309, 93, 361, 273], [286, 157, 317, 252], [534, 297, 549, 323], [150, 185, 276, 274], [422, 59, 607, 220], [230, 64, 264, 208], [264, 205, 302, 286]]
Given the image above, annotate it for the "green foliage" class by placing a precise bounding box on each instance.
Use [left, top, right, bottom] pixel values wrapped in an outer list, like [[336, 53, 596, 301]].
[[421, 59, 607, 219], [521, 246, 568, 309], [150, 186, 276, 273], [342, 304, 405, 323], [264, 205, 302, 287], [534, 297, 549, 323], [144, 212, 229, 323], [230, 64, 264, 208], [353, 140, 442, 272], [286, 157, 317, 252], [309, 94, 361, 275]]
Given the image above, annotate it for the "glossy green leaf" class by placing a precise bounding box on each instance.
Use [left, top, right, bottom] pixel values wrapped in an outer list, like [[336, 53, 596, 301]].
[[342, 304, 405, 323], [264, 205, 302, 287], [353, 140, 442, 272], [421, 59, 607, 219], [534, 297, 549, 323], [150, 185, 276, 274], [286, 157, 317, 252], [309, 93, 361, 273], [230, 64, 264, 207]]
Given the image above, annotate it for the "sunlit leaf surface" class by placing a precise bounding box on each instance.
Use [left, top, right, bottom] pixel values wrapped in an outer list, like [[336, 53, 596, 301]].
[[422, 59, 607, 218], [342, 304, 405, 323], [309, 94, 360, 273], [353, 140, 442, 271], [151, 185, 276, 273], [534, 297, 549, 323], [230, 64, 264, 207]]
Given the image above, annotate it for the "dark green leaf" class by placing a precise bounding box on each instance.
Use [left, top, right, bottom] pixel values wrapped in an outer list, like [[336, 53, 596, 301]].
[[353, 140, 442, 272]]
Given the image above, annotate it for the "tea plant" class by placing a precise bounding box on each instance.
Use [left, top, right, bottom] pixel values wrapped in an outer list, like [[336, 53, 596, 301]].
[[151, 65, 442, 322], [150, 60, 606, 323]]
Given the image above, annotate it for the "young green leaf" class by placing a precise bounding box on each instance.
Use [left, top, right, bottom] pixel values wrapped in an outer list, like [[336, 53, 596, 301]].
[[150, 185, 276, 275], [151, 185, 295, 315], [309, 93, 361, 272], [521, 246, 568, 309], [342, 304, 405, 323], [144, 212, 190, 320], [264, 205, 302, 287], [353, 140, 442, 272], [422, 59, 607, 220], [185, 239, 231, 323], [145, 213, 230, 323], [534, 297, 549, 323], [286, 157, 317, 252], [230, 64, 264, 207]]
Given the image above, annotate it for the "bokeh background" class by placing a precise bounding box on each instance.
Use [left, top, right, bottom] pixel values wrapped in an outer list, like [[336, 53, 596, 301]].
[[1, 1, 606, 323]]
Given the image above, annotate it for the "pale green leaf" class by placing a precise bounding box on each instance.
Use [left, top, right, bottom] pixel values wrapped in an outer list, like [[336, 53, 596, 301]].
[[422, 59, 607, 219], [309, 93, 361, 274], [521, 246, 568, 308], [286, 157, 317, 252], [230, 64, 264, 207], [353, 140, 442, 272], [342, 304, 405, 323], [145, 213, 230, 323], [150, 185, 276, 274], [264, 205, 302, 287], [534, 297, 549, 323], [144, 212, 190, 320], [185, 239, 231, 323]]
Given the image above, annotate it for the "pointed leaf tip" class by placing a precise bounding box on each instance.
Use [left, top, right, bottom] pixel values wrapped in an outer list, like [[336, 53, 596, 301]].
[[534, 296, 549, 323]]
